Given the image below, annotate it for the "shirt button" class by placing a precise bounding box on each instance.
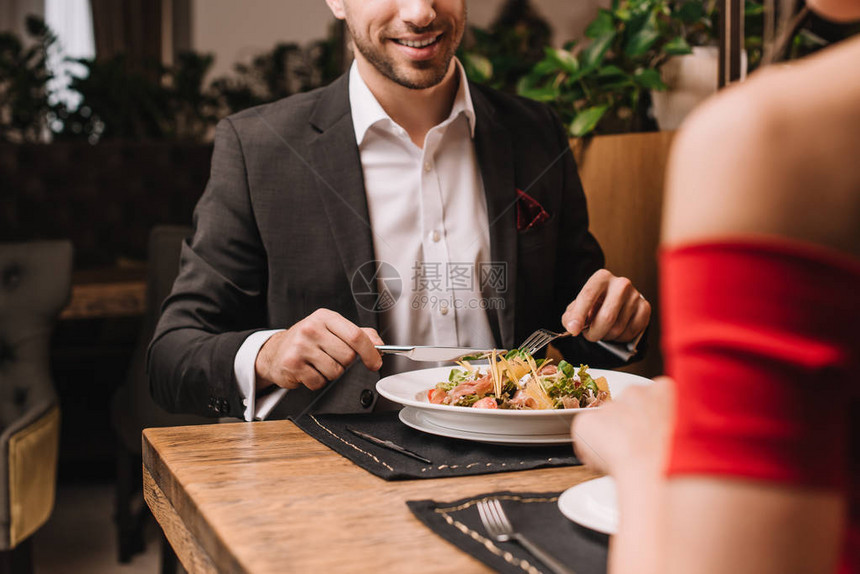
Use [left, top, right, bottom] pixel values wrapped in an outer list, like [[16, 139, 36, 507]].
[[360, 389, 374, 408], [424, 161, 432, 172], [440, 305, 449, 316], [431, 230, 441, 242]]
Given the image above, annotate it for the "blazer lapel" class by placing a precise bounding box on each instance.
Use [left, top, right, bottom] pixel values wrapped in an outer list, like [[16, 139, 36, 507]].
[[471, 86, 518, 349], [306, 76, 379, 333]]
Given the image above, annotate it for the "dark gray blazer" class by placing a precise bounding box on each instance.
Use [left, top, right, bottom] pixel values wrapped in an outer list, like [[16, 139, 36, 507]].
[[148, 74, 627, 420]]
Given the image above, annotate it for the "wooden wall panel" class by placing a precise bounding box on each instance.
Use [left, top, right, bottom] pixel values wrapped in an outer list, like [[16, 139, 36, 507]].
[[574, 131, 676, 378]]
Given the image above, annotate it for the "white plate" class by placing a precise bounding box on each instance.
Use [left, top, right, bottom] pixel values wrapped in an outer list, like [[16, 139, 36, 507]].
[[377, 366, 652, 437], [399, 407, 572, 446], [558, 476, 618, 534]]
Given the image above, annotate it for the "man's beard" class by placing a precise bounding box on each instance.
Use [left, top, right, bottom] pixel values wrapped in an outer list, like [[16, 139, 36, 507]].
[[347, 23, 461, 90]]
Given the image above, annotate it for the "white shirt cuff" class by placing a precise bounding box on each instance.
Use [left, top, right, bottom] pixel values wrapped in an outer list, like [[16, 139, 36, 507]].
[[235, 329, 288, 421]]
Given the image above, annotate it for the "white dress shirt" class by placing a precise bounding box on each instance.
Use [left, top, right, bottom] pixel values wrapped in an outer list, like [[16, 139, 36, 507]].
[[235, 60, 495, 421]]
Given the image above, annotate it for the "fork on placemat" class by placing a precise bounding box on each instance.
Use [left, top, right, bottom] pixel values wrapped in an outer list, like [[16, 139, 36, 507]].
[[476, 498, 577, 574], [518, 327, 642, 362]]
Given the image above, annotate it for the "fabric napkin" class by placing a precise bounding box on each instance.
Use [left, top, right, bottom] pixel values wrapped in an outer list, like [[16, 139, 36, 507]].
[[408, 490, 608, 574], [293, 412, 580, 481], [516, 188, 551, 232]]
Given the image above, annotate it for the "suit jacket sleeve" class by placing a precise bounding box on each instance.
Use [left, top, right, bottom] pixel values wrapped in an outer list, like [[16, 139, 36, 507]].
[[147, 118, 269, 418]]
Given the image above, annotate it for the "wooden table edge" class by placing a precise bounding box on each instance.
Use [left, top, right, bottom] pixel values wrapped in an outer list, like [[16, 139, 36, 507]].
[[143, 428, 248, 574], [60, 279, 147, 320], [143, 464, 220, 573]]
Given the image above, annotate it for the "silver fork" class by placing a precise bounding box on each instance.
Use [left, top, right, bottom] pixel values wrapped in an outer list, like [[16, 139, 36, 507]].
[[518, 327, 643, 362], [476, 498, 577, 574], [518, 328, 572, 356]]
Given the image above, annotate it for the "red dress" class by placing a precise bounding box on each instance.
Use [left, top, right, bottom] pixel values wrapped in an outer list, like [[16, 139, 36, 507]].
[[661, 239, 860, 572]]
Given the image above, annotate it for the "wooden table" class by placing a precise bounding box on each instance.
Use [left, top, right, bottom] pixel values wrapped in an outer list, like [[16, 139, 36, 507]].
[[61, 267, 146, 320], [143, 420, 602, 574]]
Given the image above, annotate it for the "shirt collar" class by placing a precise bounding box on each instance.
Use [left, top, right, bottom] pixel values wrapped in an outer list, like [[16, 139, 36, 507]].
[[349, 57, 477, 145]]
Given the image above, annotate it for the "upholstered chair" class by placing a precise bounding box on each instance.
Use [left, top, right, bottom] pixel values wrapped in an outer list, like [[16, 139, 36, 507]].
[[0, 241, 73, 574]]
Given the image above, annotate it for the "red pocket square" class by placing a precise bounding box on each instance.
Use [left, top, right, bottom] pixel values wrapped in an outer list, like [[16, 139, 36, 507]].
[[516, 189, 550, 232]]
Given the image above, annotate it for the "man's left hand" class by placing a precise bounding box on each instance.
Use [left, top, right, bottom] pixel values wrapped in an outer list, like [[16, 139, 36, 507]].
[[562, 269, 650, 343]]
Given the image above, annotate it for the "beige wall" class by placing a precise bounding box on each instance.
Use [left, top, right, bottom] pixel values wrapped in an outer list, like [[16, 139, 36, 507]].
[[0, 0, 45, 38], [191, 0, 336, 79], [191, 0, 603, 80], [482, 0, 604, 43]]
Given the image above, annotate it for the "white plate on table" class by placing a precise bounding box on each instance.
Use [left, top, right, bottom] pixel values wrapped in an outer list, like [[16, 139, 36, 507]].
[[377, 365, 652, 442], [558, 476, 618, 535], [399, 406, 572, 446]]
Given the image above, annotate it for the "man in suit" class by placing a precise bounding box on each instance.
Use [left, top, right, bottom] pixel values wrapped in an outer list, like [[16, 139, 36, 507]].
[[148, 0, 651, 421]]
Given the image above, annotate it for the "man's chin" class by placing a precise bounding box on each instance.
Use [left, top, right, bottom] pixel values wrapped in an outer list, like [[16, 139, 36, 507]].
[[393, 73, 447, 90], [387, 59, 454, 90]]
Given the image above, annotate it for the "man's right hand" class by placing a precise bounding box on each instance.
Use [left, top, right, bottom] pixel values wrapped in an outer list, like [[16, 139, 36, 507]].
[[254, 309, 384, 392]]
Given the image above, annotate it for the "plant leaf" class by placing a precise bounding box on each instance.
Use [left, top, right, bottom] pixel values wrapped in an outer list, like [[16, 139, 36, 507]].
[[624, 9, 652, 39], [462, 53, 493, 83], [597, 64, 627, 77], [675, 2, 705, 23], [663, 37, 692, 55], [744, 0, 765, 16], [546, 47, 580, 75], [582, 32, 616, 69], [634, 68, 667, 90], [625, 26, 660, 57], [531, 58, 559, 76], [518, 85, 560, 102], [596, 78, 634, 91], [570, 105, 609, 137], [585, 10, 615, 39], [615, 8, 632, 21]]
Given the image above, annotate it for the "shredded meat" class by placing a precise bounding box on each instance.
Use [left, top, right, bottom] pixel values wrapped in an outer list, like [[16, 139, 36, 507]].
[[509, 389, 537, 409], [588, 390, 609, 408], [448, 374, 494, 402], [428, 388, 447, 404], [472, 397, 498, 409], [538, 364, 558, 375], [561, 396, 580, 409]]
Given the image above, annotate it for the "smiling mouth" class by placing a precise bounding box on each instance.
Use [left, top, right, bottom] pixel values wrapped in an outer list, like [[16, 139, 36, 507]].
[[392, 34, 442, 49]]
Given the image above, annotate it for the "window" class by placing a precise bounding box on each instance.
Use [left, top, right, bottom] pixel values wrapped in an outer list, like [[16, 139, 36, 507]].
[[45, 0, 95, 111]]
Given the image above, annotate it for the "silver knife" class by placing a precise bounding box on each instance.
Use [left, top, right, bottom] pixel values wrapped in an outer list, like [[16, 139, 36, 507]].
[[346, 428, 433, 464], [375, 345, 500, 362]]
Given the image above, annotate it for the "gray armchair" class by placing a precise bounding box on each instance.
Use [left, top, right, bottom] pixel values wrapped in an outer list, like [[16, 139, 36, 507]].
[[0, 241, 73, 573]]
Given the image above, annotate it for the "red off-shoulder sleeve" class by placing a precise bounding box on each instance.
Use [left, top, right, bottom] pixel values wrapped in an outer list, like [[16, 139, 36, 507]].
[[660, 238, 860, 572], [661, 239, 859, 485], [660, 240, 860, 573]]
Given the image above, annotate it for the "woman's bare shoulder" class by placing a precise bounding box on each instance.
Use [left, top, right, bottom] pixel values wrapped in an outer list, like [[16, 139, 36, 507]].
[[662, 37, 860, 256]]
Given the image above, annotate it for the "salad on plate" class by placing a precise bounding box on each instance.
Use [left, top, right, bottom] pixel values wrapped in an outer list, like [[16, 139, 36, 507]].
[[426, 349, 610, 410]]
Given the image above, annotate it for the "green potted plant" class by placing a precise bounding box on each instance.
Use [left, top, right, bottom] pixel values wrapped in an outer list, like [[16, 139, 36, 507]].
[[457, 0, 552, 93], [648, 0, 723, 130], [514, 0, 707, 138]]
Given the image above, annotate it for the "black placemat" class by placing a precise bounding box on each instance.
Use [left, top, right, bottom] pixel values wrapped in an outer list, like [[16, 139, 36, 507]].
[[293, 412, 580, 481], [408, 491, 608, 574]]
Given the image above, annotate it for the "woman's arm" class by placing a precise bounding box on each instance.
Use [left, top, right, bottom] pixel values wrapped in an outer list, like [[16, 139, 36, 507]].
[[664, 478, 845, 574], [573, 378, 846, 574], [575, 36, 860, 574]]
